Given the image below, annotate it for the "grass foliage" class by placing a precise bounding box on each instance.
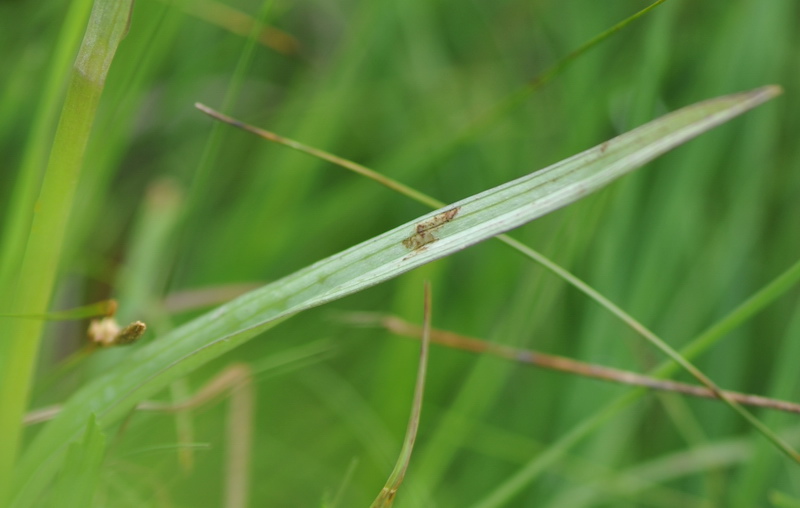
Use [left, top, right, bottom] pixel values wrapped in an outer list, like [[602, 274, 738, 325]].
[[2, 0, 800, 506]]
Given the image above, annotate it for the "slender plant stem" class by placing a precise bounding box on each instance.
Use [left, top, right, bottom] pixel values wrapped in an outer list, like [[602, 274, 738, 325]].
[[358, 313, 800, 416], [371, 283, 432, 508], [194, 103, 440, 209]]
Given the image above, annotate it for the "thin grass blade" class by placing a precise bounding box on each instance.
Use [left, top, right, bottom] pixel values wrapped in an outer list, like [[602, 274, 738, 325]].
[[0, 1, 134, 502], [0, 300, 117, 321], [371, 283, 431, 508]]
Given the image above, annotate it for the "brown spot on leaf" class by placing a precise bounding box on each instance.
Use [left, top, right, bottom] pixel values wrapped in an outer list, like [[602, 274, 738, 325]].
[[402, 207, 460, 251]]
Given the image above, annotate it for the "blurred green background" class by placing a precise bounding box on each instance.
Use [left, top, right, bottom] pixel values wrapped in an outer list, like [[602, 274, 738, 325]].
[[3, 0, 800, 506]]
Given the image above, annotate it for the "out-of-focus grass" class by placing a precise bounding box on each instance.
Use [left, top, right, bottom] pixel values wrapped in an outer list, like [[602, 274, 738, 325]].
[[2, 0, 799, 506]]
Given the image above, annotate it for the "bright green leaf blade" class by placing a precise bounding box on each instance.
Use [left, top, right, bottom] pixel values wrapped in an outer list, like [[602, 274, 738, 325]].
[[0, 0, 134, 502], [12, 86, 781, 503]]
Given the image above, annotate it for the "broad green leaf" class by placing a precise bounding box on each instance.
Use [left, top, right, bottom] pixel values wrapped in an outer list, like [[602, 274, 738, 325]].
[[11, 86, 780, 505]]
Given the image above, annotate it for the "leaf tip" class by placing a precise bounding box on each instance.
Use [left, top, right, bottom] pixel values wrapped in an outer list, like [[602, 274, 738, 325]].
[[751, 85, 783, 103]]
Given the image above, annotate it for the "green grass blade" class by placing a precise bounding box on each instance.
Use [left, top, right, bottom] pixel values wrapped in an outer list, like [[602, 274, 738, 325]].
[[11, 86, 780, 503], [0, 0, 93, 295], [0, 1, 133, 503]]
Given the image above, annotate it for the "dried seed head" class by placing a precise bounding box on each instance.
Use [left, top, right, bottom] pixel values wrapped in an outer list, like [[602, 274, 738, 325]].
[[88, 317, 146, 346], [115, 321, 147, 345], [88, 317, 121, 346]]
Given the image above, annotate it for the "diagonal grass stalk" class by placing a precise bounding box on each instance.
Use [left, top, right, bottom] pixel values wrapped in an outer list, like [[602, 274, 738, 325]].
[[11, 86, 780, 505], [358, 313, 800, 415], [198, 86, 799, 462]]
